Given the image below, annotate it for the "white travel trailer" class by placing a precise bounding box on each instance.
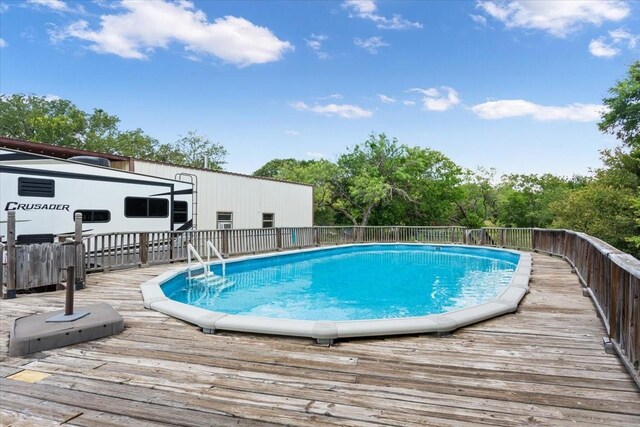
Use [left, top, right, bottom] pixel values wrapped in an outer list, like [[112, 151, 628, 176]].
[[0, 137, 315, 234], [0, 148, 193, 243]]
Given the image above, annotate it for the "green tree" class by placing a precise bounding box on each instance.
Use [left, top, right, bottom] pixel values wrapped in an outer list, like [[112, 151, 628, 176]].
[[332, 134, 461, 227], [279, 160, 340, 225], [331, 134, 409, 227], [590, 60, 640, 256], [599, 61, 640, 149], [169, 131, 227, 170], [0, 94, 228, 169], [0, 94, 159, 157], [496, 174, 582, 228], [551, 181, 637, 252], [452, 168, 498, 228], [389, 145, 462, 225], [253, 158, 340, 224], [253, 158, 312, 178]]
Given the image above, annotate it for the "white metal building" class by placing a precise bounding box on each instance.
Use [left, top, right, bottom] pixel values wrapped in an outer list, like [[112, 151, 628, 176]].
[[121, 160, 313, 230], [0, 137, 314, 231]]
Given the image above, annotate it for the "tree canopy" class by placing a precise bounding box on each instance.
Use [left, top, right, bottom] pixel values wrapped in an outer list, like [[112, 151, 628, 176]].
[[0, 94, 227, 170], [599, 60, 640, 149], [255, 134, 462, 228]]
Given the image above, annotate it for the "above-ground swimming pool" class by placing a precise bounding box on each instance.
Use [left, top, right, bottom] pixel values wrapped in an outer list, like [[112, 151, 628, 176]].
[[141, 244, 531, 343]]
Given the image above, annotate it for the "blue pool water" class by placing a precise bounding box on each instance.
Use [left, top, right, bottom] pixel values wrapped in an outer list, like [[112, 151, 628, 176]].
[[162, 245, 519, 321]]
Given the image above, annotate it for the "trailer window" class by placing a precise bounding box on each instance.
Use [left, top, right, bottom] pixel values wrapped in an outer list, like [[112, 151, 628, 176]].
[[173, 201, 188, 223], [18, 177, 55, 197], [262, 213, 274, 228], [148, 199, 168, 217], [75, 210, 110, 223], [17, 234, 54, 244], [217, 212, 233, 229], [125, 197, 168, 218]]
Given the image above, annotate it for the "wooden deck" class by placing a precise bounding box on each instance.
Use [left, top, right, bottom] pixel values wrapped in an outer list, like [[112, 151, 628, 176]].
[[1, 254, 638, 426]]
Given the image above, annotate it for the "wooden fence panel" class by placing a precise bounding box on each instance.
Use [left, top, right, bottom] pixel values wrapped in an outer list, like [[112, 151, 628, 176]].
[[12, 243, 81, 291]]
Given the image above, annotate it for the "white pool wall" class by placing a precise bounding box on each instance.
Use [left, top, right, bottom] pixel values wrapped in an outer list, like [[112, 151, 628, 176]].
[[140, 243, 532, 343]]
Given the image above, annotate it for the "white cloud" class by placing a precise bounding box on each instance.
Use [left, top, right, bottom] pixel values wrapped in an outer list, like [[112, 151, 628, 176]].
[[28, 0, 71, 12], [306, 152, 327, 159], [185, 54, 202, 62], [306, 33, 329, 59], [305, 33, 326, 50], [343, 0, 377, 15], [470, 14, 488, 27], [342, 0, 422, 30], [291, 101, 373, 119], [589, 38, 619, 57], [377, 94, 396, 104], [476, 0, 630, 37], [609, 28, 638, 48], [409, 86, 460, 111], [0, 38, 7, 48], [51, 0, 293, 67], [317, 93, 343, 100], [44, 94, 61, 101], [354, 36, 388, 54], [27, 0, 84, 14], [471, 99, 602, 122], [0, 3, 9, 13], [589, 28, 638, 57], [403, 100, 416, 106], [284, 130, 300, 136]]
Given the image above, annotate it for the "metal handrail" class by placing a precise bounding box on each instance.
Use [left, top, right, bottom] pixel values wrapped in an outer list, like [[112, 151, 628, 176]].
[[187, 243, 211, 279], [207, 240, 226, 277]]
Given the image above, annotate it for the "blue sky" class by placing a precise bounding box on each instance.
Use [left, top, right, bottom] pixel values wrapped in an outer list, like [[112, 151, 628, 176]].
[[1, 0, 638, 177]]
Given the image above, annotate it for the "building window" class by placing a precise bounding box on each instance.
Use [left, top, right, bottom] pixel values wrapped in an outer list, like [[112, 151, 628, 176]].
[[74, 210, 111, 223], [217, 212, 233, 229], [18, 177, 55, 197], [173, 201, 188, 223], [124, 197, 169, 218], [262, 213, 274, 228]]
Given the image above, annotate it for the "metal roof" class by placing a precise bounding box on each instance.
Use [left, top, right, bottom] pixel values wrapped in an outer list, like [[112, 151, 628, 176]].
[[0, 136, 129, 161]]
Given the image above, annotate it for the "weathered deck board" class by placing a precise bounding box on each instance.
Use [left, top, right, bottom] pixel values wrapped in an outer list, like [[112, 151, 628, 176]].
[[1, 254, 639, 426]]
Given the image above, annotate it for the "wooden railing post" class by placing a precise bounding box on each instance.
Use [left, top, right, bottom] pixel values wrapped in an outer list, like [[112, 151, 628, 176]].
[[276, 228, 283, 251], [139, 233, 149, 266], [5, 211, 16, 299], [314, 227, 320, 246], [499, 228, 505, 247], [609, 262, 620, 341], [222, 229, 229, 256], [74, 213, 84, 290]]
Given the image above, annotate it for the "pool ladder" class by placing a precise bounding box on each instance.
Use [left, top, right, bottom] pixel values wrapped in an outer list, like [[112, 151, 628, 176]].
[[187, 241, 226, 281]]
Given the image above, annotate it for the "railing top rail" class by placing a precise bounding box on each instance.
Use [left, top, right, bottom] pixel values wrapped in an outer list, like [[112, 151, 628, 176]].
[[313, 225, 465, 229], [481, 227, 533, 231], [609, 253, 640, 276]]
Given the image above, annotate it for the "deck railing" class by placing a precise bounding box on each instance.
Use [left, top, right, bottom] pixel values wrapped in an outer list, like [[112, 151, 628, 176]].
[[532, 229, 639, 386], [38, 225, 637, 386]]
